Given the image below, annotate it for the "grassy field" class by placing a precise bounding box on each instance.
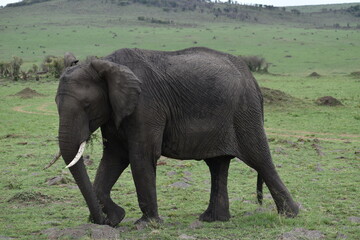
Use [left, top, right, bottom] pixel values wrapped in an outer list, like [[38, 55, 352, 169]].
[[0, 0, 360, 239], [0, 74, 359, 239]]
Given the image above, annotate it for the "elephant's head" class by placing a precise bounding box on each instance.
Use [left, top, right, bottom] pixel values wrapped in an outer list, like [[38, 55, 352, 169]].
[[55, 57, 141, 223], [56, 59, 142, 166]]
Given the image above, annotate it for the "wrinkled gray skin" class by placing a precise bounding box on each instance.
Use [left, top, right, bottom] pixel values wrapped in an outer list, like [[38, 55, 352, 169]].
[[56, 47, 299, 226]]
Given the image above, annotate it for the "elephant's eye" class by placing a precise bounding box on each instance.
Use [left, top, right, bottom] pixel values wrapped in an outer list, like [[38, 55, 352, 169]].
[[83, 100, 91, 110]]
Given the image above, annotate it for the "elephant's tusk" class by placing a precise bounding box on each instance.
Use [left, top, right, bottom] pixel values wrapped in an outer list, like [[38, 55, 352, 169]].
[[65, 141, 86, 168], [43, 151, 62, 170]]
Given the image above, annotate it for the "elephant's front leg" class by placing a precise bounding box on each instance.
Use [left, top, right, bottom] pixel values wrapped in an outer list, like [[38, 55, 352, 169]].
[[93, 154, 129, 226], [93, 126, 129, 226], [200, 156, 231, 222], [129, 143, 161, 224]]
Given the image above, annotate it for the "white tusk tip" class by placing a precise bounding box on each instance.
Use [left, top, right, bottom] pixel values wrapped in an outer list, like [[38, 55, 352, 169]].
[[65, 141, 86, 168]]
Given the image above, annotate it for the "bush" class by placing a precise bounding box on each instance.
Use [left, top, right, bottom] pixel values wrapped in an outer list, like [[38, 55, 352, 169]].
[[41, 55, 65, 78], [11, 56, 23, 80], [0, 56, 24, 80], [0, 62, 12, 78], [346, 5, 360, 17], [239, 55, 269, 73], [137, 16, 172, 24], [0, 57, 43, 81]]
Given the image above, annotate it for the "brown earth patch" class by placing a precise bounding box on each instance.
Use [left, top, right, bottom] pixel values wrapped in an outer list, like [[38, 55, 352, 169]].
[[349, 71, 360, 78], [278, 227, 325, 239], [316, 96, 343, 106], [261, 87, 299, 105], [7, 191, 52, 205], [0, 134, 24, 139], [308, 72, 321, 78], [12, 87, 45, 99], [12, 103, 57, 116], [41, 224, 120, 239]]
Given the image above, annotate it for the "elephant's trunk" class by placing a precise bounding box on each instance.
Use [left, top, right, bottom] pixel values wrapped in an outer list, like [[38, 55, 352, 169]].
[[57, 100, 104, 224]]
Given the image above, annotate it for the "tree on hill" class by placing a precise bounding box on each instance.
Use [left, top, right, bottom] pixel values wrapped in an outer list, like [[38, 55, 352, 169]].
[[346, 5, 360, 17]]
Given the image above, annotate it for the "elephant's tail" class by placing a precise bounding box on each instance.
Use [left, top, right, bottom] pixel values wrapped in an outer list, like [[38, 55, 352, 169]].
[[257, 174, 263, 205]]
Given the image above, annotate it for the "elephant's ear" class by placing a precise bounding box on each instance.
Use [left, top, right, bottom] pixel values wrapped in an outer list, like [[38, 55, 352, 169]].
[[91, 59, 142, 128], [64, 52, 79, 67]]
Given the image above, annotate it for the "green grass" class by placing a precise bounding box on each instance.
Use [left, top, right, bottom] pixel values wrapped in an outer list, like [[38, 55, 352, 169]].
[[0, 74, 359, 239], [256, 74, 360, 135], [0, 0, 360, 239]]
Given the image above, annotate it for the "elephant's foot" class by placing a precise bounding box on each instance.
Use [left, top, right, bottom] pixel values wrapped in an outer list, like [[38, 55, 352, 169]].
[[89, 205, 125, 227], [199, 209, 230, 222], [105, 205, 126, 227], [134, 215, 163, 226], [88, 214, 106, 225], [277, 201, 299, 218]]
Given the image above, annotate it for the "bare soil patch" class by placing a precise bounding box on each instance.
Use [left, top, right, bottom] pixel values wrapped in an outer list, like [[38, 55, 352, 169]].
[[316, 96, 343, 106], [0, 134, 24, 139], [261, 87, 299, 105], [7, 191, 51, 205], [278, 228, 325, 239], [308, 72, 321, 78], [349, 71, 360, 78], [12, 87, 45, 99], [41, 224, 120, 239]]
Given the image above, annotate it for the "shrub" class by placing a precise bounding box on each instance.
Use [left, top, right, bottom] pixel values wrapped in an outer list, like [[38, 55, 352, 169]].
[[32, 64, 38, 73], [11, 56, 23, 80], [137, 16, 172, 24], [0, 57, 42, 81], [41, 55, 65, 78], [239, 55, 269, 73], [0, 62, 12, 78], [346, 5, 360, 17], [0, 57, 24, 80]]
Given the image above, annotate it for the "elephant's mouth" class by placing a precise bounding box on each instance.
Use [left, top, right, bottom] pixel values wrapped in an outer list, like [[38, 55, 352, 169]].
[[89, 117, 103, 133]]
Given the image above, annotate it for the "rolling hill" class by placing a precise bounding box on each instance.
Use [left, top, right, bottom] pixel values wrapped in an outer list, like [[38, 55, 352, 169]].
[[0, 0, 359, 75]]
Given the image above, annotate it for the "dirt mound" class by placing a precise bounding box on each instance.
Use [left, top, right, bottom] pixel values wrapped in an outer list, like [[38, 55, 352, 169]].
[[279, 228, 325, 239], [316, 96, 343, 106], [308, 72, 321, 78], [350, 71, 360, 78], [13, 87, 44, 99], [7, 191, 51, 205], [261, 87, 298, 105], [42, 224, 120, 239]]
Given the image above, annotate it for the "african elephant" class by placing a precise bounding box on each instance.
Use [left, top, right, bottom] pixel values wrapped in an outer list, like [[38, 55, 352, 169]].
[[54, 47, 299, 226]]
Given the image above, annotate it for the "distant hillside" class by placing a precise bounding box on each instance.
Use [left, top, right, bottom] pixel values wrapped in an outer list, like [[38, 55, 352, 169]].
[[3, 0, 360, 28], [1, 0, 359, 75], [5, 0, 51, 7]]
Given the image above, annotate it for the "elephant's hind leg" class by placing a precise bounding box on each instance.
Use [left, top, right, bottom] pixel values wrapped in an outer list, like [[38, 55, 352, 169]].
[[258, 166, 299, 217], [200, 156, 231, 222], [238, 129, 299, 218]]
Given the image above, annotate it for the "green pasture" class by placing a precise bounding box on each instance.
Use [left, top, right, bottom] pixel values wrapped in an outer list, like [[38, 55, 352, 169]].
[[0, 0, 360, 239], [0, 74, 359, 239]]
